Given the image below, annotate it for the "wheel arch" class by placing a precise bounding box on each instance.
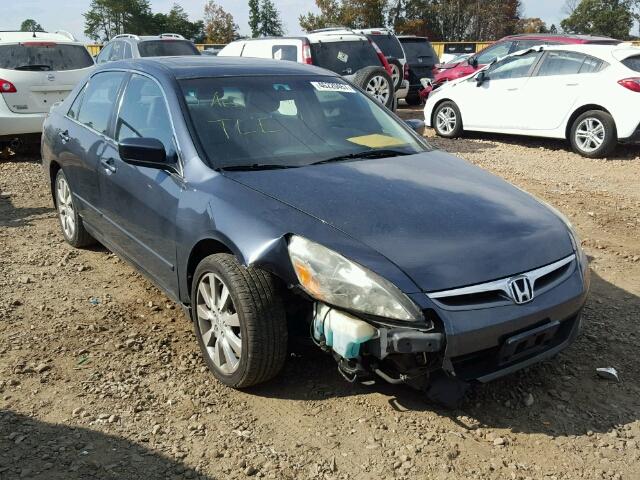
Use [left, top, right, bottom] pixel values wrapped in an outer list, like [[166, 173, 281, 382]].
[[429, 98, 457, 126], [49, 160, 62, 207], [185, 237, 234, 303], [565, 104, 614, 140]]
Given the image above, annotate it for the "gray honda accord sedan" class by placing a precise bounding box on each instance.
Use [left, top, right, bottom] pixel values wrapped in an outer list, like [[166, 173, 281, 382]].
[[41, 57, 589, 400]]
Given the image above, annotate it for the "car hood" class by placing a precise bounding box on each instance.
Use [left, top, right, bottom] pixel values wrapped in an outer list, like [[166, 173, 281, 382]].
[[223, 151, 573, 292]]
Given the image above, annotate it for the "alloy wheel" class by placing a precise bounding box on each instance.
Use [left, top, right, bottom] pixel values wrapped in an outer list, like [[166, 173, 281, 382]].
[[436, 106, 457, 134], [56, 175, 75, 239], [575, 118, 605, 153], [390, 64, 401, 88], [196, 273, 242, 375], [365, 75, 390, 104]]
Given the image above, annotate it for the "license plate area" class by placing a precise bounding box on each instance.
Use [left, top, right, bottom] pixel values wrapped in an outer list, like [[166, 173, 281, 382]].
[[498, 320, 560, 366]]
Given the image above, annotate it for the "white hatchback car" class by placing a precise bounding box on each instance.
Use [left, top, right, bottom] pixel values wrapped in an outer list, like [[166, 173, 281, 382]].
[[424, 44, 640, 157], [0, 31, 94, 149]]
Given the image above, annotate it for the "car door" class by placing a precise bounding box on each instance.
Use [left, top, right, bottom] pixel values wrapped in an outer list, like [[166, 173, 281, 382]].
[[97, 73, 182, 295], [518, 51, 606, 131], [59, 71, 127, 229], [460, 51, 542, 130]]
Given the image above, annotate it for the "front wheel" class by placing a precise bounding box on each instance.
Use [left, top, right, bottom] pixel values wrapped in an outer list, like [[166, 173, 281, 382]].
[[569, 110, 617, 158], [191, 254, 288, 388], [433, 101, 463, 138]]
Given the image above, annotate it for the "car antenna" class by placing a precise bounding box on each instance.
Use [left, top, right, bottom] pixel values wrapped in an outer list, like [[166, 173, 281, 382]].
[[32, 27, 37, 38]]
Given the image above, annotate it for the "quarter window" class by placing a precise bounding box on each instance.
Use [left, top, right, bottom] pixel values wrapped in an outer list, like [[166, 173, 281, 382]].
[[116, 74, 174, 154], [487, 52, 541, 80], [622, 55, 640, 72], [272, 45, 297, 61], [76, 72, 126, 135], [67, 84, 87, 120]]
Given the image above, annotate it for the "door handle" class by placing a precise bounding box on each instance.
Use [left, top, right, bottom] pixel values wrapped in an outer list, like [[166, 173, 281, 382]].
[[566, 83, 579, 87], [507, 88, 519, 91], [100, 158, 117, 174], [58, 130, 70, 144]]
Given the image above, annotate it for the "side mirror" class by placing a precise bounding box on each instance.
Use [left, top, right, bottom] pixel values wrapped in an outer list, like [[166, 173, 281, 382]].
[[475, 71, 488, 87], [405, 119, 425, 134], [469, 56, 478, 68], [119, 138, 177, 173]]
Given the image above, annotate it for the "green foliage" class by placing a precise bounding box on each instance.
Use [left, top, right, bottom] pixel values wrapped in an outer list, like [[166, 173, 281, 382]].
[[153, 4, 205, 41], [83, 0, 154, 41], [560, 0, 634, 39], [248, 0, 261, 37], [248, 0, 285, 37], [20, 19, 44, 32], [299, 0, 386, 31], [204, 1, 239, 44]]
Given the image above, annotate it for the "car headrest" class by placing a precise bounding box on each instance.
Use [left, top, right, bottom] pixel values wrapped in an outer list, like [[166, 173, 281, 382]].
[[246, 91, 281, 114]]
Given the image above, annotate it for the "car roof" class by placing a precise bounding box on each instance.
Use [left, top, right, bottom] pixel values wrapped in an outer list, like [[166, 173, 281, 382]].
[[0, 30, 81, 44], [503, 33, 619, 43], [507, 43, 640, 63], [100, 56, 339, 80]]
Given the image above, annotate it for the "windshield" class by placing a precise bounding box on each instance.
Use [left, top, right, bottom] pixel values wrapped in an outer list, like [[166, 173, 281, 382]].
[[365, 34, 404, 59], [180, 76, 427, 169], [310, 40, 380, 75], [400, 39, 436, 65], [0, 43, 93, 71], [138, 40, 200, 57]]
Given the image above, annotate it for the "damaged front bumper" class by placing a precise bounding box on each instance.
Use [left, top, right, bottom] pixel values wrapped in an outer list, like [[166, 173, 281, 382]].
[[312, 256, 589, 389]]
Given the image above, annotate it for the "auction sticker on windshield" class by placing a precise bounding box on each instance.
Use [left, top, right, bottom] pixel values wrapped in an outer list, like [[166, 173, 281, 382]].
[[310, 81, 356, 93]]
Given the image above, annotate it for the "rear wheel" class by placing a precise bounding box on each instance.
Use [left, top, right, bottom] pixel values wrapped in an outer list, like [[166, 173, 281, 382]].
[[54, 169, 95, 248], [353, 67, 394, 110], [191, 254, 288, 388], [569, 110, 617, 158], [433, 101, 463, 138], [387, 58, 403, 91]]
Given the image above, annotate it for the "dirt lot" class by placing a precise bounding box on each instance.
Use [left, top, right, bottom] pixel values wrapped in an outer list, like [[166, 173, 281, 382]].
[[1, 106, 639, 480]]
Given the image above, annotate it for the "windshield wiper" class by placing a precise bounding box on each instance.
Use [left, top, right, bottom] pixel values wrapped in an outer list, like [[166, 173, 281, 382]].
[[219, 164, 299, 171], [14, 64, 52, 71], [311, 149, 411, 166]]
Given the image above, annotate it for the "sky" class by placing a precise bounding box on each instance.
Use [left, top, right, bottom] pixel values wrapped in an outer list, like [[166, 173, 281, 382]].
[[5, 0, 567, 42]]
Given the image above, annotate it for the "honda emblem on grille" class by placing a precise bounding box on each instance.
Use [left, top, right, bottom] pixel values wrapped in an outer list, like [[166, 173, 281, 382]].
[[508, 276, 534, 304]]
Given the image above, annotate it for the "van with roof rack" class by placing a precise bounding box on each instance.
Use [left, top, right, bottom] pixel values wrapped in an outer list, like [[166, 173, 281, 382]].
[[95, 33, 200, 65], [0, 30, 95, 150], [217, 30, 396, 110]]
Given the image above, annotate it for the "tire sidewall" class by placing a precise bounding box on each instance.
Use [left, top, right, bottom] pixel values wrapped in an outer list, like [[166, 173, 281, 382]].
[[570, 111, 617, 158], [54, 169, 81, 246], [191, 256, 249, 387], [433, 101, 462, 138], [356, 67, 394, 109]]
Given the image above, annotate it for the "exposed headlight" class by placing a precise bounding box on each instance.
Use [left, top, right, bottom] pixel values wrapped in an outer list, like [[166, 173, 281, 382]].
[[288, 235, 423, 321]]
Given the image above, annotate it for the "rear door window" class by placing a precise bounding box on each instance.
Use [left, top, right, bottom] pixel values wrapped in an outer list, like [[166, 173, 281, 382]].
[[0, 43, 93, 71], [310, 40, 380, 75], [475, 41, 514, 65], [137, 40, 200, 57], [124, 42, 132, 59], [96, 43, 112, 64], [272, 45, 297, 61], [622, 55, 640, 72], [76, 72, 126, 136], [536, 51, 602, 76]]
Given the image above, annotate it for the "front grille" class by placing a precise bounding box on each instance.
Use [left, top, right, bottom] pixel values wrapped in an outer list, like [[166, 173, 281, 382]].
[[428, 254, 576, 310]]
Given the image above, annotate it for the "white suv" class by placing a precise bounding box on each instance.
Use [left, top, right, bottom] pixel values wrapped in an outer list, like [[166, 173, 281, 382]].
[[0, 30, 94, 149], [218, 31, 396, 110]]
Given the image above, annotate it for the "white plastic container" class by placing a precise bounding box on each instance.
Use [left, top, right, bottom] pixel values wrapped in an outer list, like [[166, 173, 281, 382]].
[[313, 303, 378, 359]]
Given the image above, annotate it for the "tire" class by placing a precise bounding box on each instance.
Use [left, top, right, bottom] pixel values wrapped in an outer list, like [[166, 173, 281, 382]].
[[54, 169, 95, 248], [432, 101, 463, 138], [353, 66, 394, 109], [569, 110, 617, 158], [191, 253, 288, 388], [386, 57, 403, 91], [405, 94, 423, 106]]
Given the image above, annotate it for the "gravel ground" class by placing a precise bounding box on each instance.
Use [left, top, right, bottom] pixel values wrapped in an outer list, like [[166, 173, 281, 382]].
[[1, 106, 639, 480]]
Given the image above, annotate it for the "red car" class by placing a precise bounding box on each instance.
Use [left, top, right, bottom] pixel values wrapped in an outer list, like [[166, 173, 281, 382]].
[[420, 34, 621, 99]]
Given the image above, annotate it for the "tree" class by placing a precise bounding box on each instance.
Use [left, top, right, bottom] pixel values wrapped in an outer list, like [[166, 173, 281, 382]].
[[517, 17, 548, 34], [203, 1, 239, 44], [20, 19, 44, 32], [153, 4, 204, 41], [83, 0, 154, 41], [260, 0, 285, 36], [299, 0, 386, 31], [560, 0, 634, 39], [248, 0, 261, 37]]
